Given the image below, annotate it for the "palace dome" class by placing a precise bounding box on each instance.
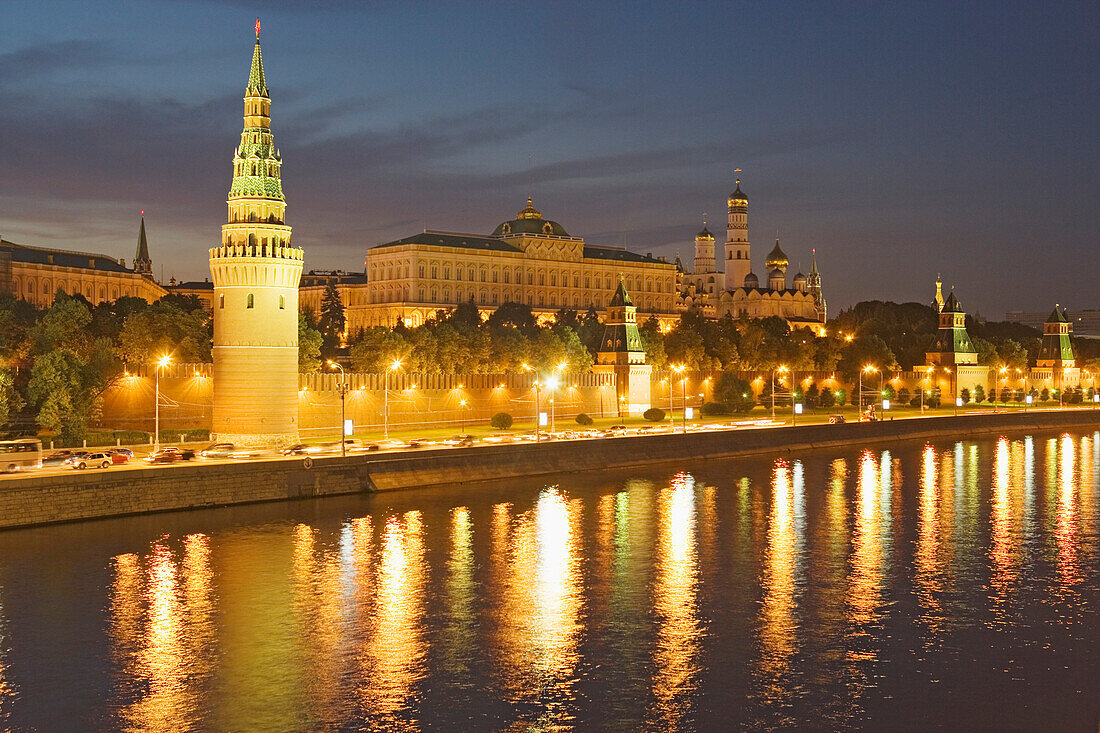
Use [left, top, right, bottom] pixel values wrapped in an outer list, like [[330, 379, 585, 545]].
[[491, 196, 570, 237], [743, 271, 759, 288]]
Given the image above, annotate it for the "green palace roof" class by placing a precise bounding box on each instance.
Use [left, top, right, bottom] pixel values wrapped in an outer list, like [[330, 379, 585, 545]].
[[0, 238, 132, 273], [490, 197, 571, 237]]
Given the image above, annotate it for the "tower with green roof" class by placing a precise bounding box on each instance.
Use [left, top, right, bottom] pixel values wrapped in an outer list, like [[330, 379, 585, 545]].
[[925, 290, 978, 366], [208, 23, 303, 447], [1037, 306, 1076, 368], [593, 279, 653, 416]]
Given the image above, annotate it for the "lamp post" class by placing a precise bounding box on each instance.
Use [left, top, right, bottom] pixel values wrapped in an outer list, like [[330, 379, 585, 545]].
[[384, 359, 402, 441], [859, 365, 877, 415], [922, 365, 931, 414], [945, 367, 955, 416], [459, 398, 467, 433], [522, 364, 541, 443], [154, 355, 170, 449], [672, 365, 685, 432], [772, 365, 788, 421], [327, 360, 347, 456]]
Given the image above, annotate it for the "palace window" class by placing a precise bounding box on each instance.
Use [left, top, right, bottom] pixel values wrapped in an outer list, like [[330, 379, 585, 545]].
[[503, 270, 510, 284], [246, 293, 254, 309], [219, 294, 224, 309], [279, 295, 285, 310], [419, 265, 425, 278]]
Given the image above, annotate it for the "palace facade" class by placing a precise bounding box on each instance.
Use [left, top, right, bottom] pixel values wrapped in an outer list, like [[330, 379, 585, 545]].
[[359, 197, 678, 329], [677, 180, 826, 334], [0, 215, 166, 307]]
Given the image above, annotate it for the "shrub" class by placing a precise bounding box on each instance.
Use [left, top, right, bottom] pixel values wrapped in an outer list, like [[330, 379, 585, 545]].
[[490, 412, 513, 429], [972, 385, 985, 404], [714, 373, 754, 413], [643, 407, 666, 422], [575, 413, 593, 426], [960, 388, 970, 404], [818, 389, 836, 408], [834, 388, 847, 407], [700, 401, 730, 416], [897, 387, 911, 405], [1040, 387, 1050, 402]]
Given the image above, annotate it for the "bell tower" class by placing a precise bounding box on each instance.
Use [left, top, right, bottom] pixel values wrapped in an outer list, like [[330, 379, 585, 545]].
[[208, 21, 303, 446], [725, 177, 751, 287]]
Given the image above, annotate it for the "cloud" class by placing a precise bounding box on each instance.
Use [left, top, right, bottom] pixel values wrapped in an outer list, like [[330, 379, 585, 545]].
[[0, 40, 117, 86]]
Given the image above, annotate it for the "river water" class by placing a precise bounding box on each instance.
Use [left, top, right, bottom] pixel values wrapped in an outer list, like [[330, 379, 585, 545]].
[[0, 429, 1097, 731]]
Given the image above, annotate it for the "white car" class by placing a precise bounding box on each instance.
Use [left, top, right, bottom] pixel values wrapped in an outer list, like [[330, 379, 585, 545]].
[[71, 452, 112, 470]]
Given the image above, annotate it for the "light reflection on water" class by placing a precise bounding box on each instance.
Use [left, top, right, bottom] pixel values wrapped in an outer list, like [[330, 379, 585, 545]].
[[0, 431, 1097, 730]]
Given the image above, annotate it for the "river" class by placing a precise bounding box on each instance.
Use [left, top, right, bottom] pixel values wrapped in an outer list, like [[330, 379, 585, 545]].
[[0, 429, 1097, 731]]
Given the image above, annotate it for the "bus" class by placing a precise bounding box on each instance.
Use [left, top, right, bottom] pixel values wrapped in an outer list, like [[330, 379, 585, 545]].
[[0, 439, 42, 473]]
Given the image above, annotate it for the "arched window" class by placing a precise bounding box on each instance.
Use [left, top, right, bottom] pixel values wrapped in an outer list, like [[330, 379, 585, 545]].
[[219, 293, 225, 309], [246, 293, 254, 309], [279, 294, 285, 310]]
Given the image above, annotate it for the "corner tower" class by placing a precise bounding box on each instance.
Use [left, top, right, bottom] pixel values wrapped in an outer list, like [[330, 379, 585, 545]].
[[725, 178, 751, 287], [208, 22, 303, 446]]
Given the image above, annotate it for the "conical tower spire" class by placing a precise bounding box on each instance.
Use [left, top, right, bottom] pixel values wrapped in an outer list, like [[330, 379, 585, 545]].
[[247, 20, 267, 96], [134, 210, 152, 276]]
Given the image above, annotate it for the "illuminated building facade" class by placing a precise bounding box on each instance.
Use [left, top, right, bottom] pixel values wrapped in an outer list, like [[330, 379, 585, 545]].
[[208, 26, 303, 446], [592, 280, 653, 414], [361, 197, 677, 328], [678, 178, 825, 333], [0, 217, 166, 307]]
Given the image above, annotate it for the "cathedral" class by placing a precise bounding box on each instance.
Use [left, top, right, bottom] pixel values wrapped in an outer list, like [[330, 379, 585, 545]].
[[677, 179, 826, 334]]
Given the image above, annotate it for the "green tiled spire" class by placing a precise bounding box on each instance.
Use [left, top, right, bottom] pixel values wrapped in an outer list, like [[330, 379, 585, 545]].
[[247, 36, 267, 96]]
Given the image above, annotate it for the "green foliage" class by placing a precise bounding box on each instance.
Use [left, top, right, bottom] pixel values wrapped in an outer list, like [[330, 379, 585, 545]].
[[117, 300, 211, 366], [818, 388, 836, 408], [298, 314, 323, 372], [643, 407, 666, 422], [972, 384, 985, 403], [700, 401, 730, 416], [490, 412, 513, 429], [350, 327, 411, 373], [575, 412, 593, 426], [834, 388, 847, 407], [318, 282, 346, 358], [0, 368, 24, 429], [960, 388, 971, 404], [1040, 387, 1050, 402], [897, 387, 911, 405], [713, 372, 754, 413]]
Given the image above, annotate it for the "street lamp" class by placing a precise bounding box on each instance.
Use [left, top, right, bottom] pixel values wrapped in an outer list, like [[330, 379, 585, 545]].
[[522, 363, 541, 443], [327, 360, 348, 456], [546, 375, 560, 435], [944, 366, 956, 416], [922, 365, 932, 414], [459, 398, 467, 433], [384, 358, 402, 441], [859, 365, 877, 415], [672, 364, 687, 433], [772, 365, 788, 420], [154, 354, 170, 449]]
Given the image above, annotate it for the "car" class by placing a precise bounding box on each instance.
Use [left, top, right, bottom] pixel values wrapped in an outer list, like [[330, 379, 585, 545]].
[[404, 438, 425, 448], [144, 447, 185, 464], [71, 452, 111, 470], [42, 450, 77, 467], [108, 448, 134, 464], [279, 443, 309, 455], [198, 442, 236, 459], [828, 415, 846, 424], [63, 451, 91, 466]]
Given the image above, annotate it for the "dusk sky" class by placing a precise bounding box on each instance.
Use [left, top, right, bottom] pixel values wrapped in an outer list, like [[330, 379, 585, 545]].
[[2, 1, 1096, 317]]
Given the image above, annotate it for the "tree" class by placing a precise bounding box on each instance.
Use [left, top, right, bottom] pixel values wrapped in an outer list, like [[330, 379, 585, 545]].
[[0, 368, 24, 430], [960, 388, 971, 404], [117, 300, 211, 366], [995, 340, 1028, 371], [298, 314, 322, 372], [490, 412, 513, 429], [713, 372, 754, 413], [349, 327, 410, 373], [27, 339, 118, 443], [973, 384, 985, 404], [1040, 387, 1050, 402], [318, 282, 346, 358], [639, 317, 668, 369], [486, 301, 538, 337]]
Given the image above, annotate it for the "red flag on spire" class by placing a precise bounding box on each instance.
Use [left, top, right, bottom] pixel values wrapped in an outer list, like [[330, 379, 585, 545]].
[[141, 209, 145, 216], [255, 18, 261, 37]]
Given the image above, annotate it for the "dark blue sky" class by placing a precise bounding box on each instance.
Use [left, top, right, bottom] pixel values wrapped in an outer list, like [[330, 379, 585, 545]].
[[2, 1, 1096, 317]]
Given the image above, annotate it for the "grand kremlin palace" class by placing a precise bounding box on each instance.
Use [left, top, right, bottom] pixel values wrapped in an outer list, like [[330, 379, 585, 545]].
[[352, 197, 678, 330]]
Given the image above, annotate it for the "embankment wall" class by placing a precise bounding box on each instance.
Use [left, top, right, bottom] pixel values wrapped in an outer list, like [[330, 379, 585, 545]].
[[2, 410, 1097, 530]]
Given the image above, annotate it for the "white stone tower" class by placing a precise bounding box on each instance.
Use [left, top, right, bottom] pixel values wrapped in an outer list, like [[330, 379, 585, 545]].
[[693, 217, 716, 274], [725, 178, 751, 287], [209, 22, 303, 447]]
